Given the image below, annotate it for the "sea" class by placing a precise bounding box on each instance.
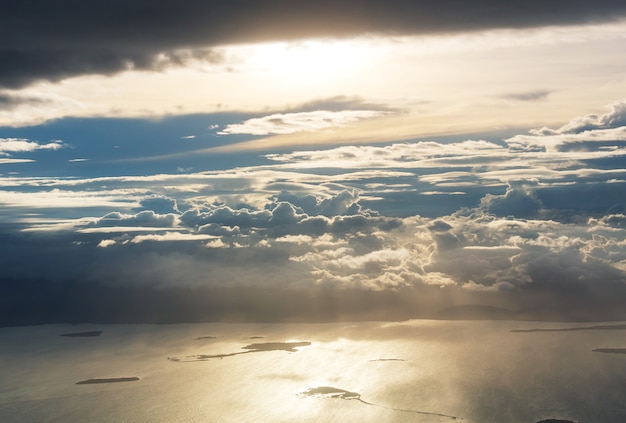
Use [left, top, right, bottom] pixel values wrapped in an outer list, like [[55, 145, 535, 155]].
[[1, 320, 625, 422]]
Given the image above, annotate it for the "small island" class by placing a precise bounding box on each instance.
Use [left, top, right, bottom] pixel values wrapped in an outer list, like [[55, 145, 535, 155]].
[[512, 324, 626, 333], [76, 377, 139, 385], [242, 341, 310, 352], [299, 386, 460, 420], [592, 348, 626, 355], [60, 330, 103, 337], [300, 386, 361, 400]]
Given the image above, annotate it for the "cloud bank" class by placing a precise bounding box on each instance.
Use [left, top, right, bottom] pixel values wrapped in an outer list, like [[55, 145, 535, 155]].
[[3, 1, 626, 88]]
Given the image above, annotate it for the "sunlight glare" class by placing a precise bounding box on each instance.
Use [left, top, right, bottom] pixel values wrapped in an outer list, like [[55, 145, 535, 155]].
[[240, 39, 375, 86]]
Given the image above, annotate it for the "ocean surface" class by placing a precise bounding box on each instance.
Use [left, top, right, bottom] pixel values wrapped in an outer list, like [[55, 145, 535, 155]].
[[1, 320, 625, 422]]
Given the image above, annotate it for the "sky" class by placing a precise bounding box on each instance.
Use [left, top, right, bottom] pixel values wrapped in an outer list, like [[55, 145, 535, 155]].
[[3, 1, 626, 324]]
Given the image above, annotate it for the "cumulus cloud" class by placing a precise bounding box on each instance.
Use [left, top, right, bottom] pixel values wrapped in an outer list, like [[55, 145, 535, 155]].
[[87, 210, 179, 228], [590, 213, 626, 228], [178, 190, 398, 239], [420, 213, 626, 309], [533, 100, 626, 135], [480, 185, 544, 218], [180, 206, 271, 231], [507, 100, 626, 152], [97, 239, 117, 248], [291, 247, 413, 289]]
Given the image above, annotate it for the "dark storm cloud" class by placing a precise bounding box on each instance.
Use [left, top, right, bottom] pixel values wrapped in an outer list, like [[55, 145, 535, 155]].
[[427, 220, 453, 233], [480, 186, 544, 218], [0, 92, 51, 110], [3, 0, 626, 88], [135, 195, 180, 214]]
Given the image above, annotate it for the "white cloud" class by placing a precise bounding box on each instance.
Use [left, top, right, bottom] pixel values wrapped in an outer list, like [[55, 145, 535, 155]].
[[504, 99, 626, 153], [589, 213, 626, 228], [0, 189, 140, 209], [77, 226, 175, 234], [0, 138, 65, 156], [506, 126, 626, 152], [218, 110, 387, 136], [420, 191, 466, 195], [130, 232, 218, 243], [274, 234, 315, 245], [462, 280, 515, 292], [204, 238, 228, 248], [0, 158, 35, 164], [88, 210, 179, 228], [97, 239, 117, 248], [266, 140, 505, 168]]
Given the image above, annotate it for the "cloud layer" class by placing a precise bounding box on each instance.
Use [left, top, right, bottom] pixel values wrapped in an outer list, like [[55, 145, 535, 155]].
[[2, 100, 626, 324], [3, 1, 626, 88]]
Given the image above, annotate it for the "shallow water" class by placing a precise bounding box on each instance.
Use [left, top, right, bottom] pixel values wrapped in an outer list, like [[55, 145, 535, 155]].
[[1, 320, 625, 422]]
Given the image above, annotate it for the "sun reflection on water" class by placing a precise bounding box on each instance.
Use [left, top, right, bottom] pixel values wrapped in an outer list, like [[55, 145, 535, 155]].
[[0, 321, 624, 422]]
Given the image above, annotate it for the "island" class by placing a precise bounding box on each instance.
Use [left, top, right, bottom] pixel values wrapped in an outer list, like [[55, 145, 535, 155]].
[[169, 341, 311, 361], [512, 324, 626, 333], [76, 377, 139, 385]]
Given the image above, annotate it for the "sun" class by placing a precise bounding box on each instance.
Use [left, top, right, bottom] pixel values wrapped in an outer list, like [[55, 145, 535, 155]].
[[237, 38, 375, 88]]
